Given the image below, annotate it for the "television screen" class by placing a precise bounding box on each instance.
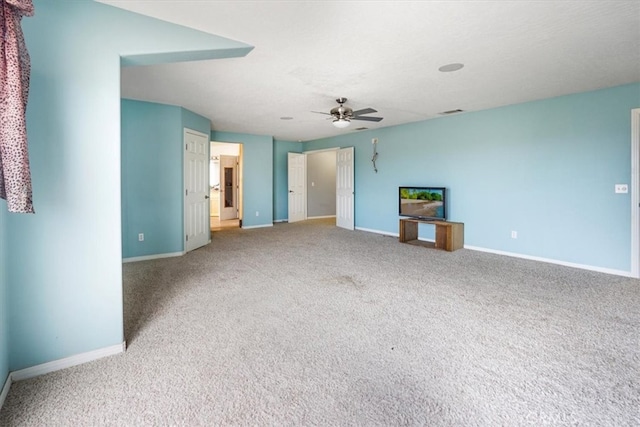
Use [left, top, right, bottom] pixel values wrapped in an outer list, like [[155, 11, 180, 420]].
[[399, 187, 446, 221]]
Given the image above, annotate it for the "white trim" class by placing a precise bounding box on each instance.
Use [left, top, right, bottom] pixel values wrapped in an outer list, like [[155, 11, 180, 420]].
[[273, 219, 288, 223], [242, 223, 274, 230], [464, 245, 633, 277], [355, 226, 399, 238], [630, 109, 640, 278], [307, 215, 336, 219], [303, 147, 339, 154], [11, 342, 126, 382], [0, 372, 11, 412], [123, 251, 184, 263], [356, 226, 633, 277]]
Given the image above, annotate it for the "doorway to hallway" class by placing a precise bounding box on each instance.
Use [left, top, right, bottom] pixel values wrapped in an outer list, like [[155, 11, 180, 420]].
[[210, 218, 240, 231], [210, 142, 242, 231]]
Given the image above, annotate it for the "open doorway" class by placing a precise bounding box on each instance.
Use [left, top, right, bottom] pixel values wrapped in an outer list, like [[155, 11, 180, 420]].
[[306, 150, 336, 219], [288, 147, 354, 229], [210, 141, 243, 231]]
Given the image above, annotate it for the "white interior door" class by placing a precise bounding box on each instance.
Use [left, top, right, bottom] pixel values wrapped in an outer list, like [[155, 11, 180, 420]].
[[336, 147, 355, 230], [184, 129, 210, 252], [219, 155, 238, 221], [288, 152, 306, 223]]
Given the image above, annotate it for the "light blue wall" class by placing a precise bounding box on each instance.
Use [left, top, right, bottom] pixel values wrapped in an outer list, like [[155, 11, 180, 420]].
[[182, 108, 212, 136], [273, 139, 302, 221], [304, 83, 640, 273], [211, 131, 274, 227], [0, 207, 8, 387], [122, 100, 211, 259], [7, 0, 250, 371], [122, 100, 180, 258]]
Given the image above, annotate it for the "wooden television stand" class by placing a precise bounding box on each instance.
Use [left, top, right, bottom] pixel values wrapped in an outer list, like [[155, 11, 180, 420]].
[[399, 218, 464, 252]]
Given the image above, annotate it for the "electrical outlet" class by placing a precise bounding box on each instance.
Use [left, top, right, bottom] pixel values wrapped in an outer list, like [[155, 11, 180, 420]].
[[615, 184, 628, 194], [256, 211, 259, 217], [511, 231, 517, 239], [138, 233, 144, 242]]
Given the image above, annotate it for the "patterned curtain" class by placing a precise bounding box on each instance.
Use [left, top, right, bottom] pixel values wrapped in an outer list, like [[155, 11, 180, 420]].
[[0, 0, 34, 213]]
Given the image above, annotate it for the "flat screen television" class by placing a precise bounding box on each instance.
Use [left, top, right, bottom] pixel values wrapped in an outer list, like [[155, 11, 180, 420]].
[[399, 186, 446, 221]]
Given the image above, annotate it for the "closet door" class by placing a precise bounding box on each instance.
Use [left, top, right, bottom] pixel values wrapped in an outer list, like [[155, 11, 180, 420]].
[[288, 152, 306, 223], [184, 129, 210, 251], [336, 147, 354, 230]]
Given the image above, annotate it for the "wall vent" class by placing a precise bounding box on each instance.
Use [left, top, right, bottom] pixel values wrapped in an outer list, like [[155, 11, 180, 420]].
[[439, 109, 464, 115]]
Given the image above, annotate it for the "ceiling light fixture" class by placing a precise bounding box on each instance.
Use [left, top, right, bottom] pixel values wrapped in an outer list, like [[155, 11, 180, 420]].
[[333, 118, 351, 129], [438, 63, 464, 72]]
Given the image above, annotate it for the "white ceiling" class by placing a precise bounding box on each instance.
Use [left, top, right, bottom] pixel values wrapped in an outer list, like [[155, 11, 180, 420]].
[[98, 0, 640, 142]]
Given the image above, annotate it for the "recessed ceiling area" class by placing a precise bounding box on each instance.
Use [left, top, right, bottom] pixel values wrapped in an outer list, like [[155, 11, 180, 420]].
[[99, 0, 640, 142]]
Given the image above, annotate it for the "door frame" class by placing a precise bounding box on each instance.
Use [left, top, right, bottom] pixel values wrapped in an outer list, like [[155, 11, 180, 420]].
[[303, 147, 339, 220], [210, 141, 243, 227], [292, 147, 353, 228]]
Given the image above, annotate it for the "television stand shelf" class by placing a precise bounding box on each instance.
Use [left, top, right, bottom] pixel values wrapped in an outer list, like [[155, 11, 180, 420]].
[[399, 218, 464, 252]]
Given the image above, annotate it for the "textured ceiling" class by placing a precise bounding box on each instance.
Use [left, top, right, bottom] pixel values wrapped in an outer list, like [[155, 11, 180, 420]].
[[98, 0, 640, 142]]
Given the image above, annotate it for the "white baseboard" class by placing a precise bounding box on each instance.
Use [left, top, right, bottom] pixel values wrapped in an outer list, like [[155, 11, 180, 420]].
[[123, 252, 184, 263], [356, 226, 632, 277], [0, 372, 11, 412], [355, 226, 399, 238], [464, 245, 632, 277], [11, 342, 126, 382], [275, 216, 335, 223], [242, 223, 273, 230]]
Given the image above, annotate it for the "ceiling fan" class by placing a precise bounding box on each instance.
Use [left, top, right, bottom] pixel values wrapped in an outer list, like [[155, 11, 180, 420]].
[[313, 98, 383, 129]]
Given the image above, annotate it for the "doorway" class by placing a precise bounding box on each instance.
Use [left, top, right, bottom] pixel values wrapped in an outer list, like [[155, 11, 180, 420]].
[[210, 141, 242, 231], [288, 147, 354, 230]]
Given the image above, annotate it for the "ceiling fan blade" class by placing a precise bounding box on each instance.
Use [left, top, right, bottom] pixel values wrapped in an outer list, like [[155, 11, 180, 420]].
[[352, 116, 383, 122], [352, 108, 377, 116], [311, 111, 331, 115]]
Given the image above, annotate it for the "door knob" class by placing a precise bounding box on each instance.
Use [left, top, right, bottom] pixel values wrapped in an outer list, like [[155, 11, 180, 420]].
[[205, 195, 210, 199]]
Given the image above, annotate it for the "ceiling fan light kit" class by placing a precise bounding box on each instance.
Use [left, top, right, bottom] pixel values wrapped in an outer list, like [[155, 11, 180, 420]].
[[314, 97, 384, 130], [333, 118, 351, 128]]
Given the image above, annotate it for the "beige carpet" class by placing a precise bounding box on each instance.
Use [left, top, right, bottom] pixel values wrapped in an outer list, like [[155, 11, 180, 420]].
[[1, 218, 639, 426]]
